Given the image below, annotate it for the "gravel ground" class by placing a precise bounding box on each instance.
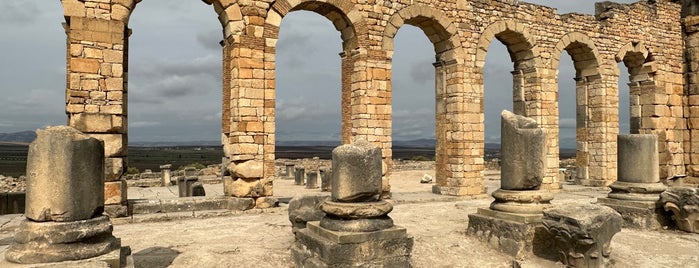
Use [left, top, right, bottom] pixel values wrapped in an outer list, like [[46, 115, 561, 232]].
[[0, 169, 697, 267]]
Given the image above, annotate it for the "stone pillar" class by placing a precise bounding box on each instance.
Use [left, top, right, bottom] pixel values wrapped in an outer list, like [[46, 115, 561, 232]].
[[291, 140, 413, 266], [284, 163, 295, 179], [294, 166, 305, 186], [320, 167, 332, 192], [61, 1, 134, 218], [684, 15, 699, 178], [598, 134, 669, 229], [160, 164, 172, 186], [467, 110, 553, 258], [5, 126, 125, 265], [306, 171, 319, 189], [491, 110, 553, 214]]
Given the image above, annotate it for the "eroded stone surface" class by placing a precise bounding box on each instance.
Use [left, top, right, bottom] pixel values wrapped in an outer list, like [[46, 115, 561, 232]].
[[25, 126, 105, 222], [660, 187, 699, 233], [288, 195, 329, 234], [500, 110, 547, 190], [543, 204, 622, 268], [331, 140, 382, 202]]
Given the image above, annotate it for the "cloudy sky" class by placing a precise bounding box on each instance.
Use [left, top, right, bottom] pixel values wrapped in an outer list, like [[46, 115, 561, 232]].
[[0, 0, 636, 147]]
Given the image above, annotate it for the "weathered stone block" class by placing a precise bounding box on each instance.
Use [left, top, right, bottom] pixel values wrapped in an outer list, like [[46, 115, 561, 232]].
[[291, 222, 413, 267], [294, 166, 305, 186], [500, 110, 547, 190], [104, 157, 125, 182], [306, 171, 319, 189], [232, 160, 264, 178], [25, 126, 105, 222], [288, 195, 329, 234], [223, 177, 263, 197], [5, 216, 121, 264], [543, 204, 622, 268], [331, 140, 382, 202], [660, 187, 699, 233], [467, 208, 548, 258], [104, 180, 126, 205], [87, 134, 127, 157], [617, 134, 659, 184]]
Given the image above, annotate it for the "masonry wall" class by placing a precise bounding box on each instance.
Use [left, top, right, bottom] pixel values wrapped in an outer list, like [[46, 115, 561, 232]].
[[59, 0, 689, 201]]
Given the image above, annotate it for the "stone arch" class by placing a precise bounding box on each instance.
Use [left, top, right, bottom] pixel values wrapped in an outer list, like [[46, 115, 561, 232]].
[[265, 0, 363, 51], [615, 42, 657, 133], [552, 32, 602, 77], [552, 32, 606, 186], [381, 5, 464, 61], [475, 20, 541, 71], [380, 5, 475, 196]]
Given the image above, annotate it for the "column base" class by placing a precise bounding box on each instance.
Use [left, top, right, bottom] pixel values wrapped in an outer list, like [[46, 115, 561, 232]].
[[597, 197, 670, 229], [467, 208, 551, 258], [291, 222, 413, 267], [2, 246, 133, 268]]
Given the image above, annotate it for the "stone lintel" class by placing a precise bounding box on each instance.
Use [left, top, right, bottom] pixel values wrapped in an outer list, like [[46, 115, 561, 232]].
[[306, 221, 407, 244], [476, 208, 543, 224]]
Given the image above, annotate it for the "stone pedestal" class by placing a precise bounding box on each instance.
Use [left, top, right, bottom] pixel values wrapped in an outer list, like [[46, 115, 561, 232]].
[[160, 164, 172, 186], [467, 111, 552, 258], [599, 134, 668, 229], [660, 186, 699, 233], [320, 168, 332, 192], [285, 163, 295, 180], [291, 222, 413, 267], [542, 204, 622, 267], [5, 126, 128, 266], [295, 166, 305, 186], [177, 176, 200, 197], [306, 171, 319, 189], [291, 140, 413, 267]]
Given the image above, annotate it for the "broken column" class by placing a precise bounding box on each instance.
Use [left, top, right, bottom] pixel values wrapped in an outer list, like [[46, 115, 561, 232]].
[[467, 110, 553, 257], [160, 164, 172, 186], [5, 126, 125, 265], [291, 140, 413, 266], [542, 204, 622, 267], [320, 167, 332, 192], [660, 187, 699, 233], [598, 134, 669, 229], [284, 163, 295, 180], [306, 171, 319, 189], [294, 166, 305, 186]]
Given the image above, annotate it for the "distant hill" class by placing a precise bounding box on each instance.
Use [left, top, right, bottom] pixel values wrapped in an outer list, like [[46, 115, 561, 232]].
[[0, 131, 36, 144]]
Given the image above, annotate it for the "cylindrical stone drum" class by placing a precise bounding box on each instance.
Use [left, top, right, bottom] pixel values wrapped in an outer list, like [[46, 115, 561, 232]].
[[617, 134, 659, 183]]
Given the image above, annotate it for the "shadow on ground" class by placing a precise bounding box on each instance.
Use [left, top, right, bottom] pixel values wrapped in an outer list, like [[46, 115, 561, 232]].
[[133, 246, 180, 268]]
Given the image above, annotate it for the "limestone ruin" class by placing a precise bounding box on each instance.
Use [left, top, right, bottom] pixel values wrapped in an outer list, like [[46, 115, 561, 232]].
[[57, 0, 699, 208], [291, 140, 413, 267]]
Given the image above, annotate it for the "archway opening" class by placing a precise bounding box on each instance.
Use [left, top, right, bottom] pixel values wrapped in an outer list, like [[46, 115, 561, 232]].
[[129, 0, 222, 172], [273, 10, 342, 193], [390, 24, 436, 190], [557, 52, 576, 172], [483, 41, 513, 168]]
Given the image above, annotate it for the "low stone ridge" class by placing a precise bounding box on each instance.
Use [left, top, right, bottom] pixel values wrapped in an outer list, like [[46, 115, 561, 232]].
[[542, 204, 622, 268], [660, 186, 699, 233]]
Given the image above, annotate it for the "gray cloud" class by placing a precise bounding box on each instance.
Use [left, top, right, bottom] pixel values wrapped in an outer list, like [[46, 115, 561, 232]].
[[0, 0, 639, 144], [0, 1, 41, 24], [196, 30, 223, 51]]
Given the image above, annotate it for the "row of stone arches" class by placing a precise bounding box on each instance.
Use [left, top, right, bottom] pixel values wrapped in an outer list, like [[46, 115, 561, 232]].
[[59, 0, 667, 206]]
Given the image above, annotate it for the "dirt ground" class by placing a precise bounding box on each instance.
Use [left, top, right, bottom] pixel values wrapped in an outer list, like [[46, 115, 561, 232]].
[[0, 169, 697, 267]]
